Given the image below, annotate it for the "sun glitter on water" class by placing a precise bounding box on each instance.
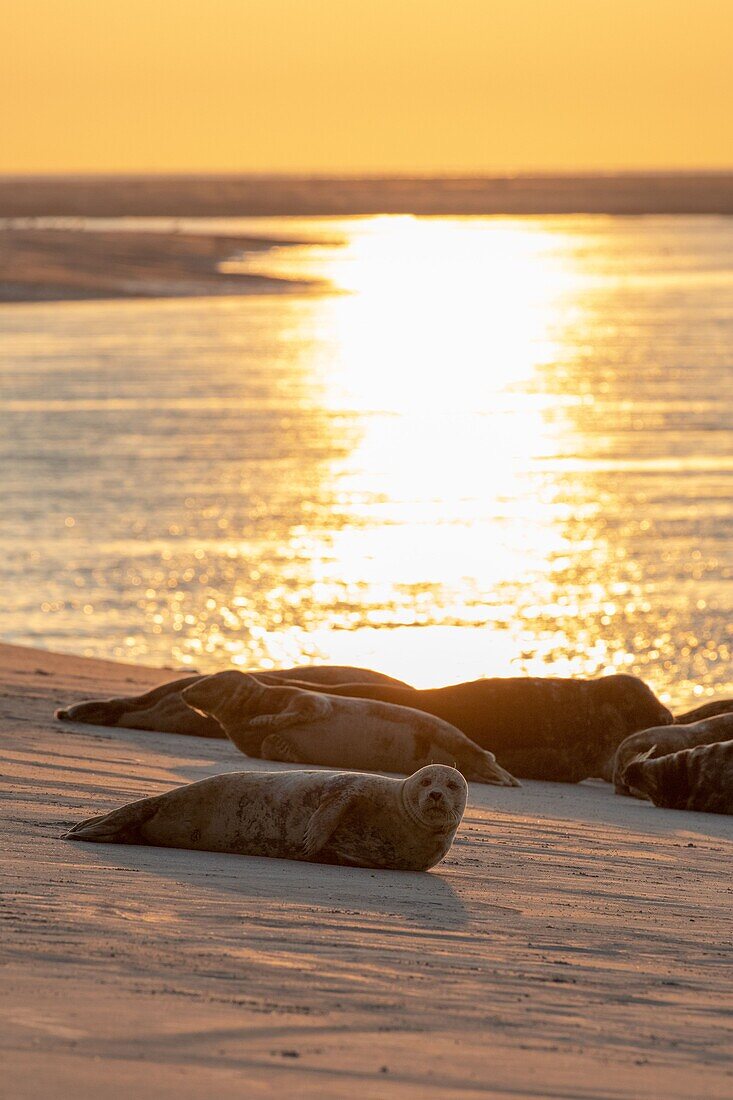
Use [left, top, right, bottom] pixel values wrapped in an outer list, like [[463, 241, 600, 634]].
[[228, 216, 598, 687]]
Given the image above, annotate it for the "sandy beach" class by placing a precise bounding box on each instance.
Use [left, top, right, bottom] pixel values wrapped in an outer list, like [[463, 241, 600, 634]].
[[2, 641, 731, 1098]]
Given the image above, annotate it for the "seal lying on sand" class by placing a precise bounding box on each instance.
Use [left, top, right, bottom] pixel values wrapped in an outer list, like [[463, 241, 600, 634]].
[[65, 763, 468, 871], [673, 698, 733, 724], [56, 664, 411, 738], [180, 671, 520, 786], [620, 739, 733, 815], [613, 713, 733, 796], [268, 674, 672, 782]]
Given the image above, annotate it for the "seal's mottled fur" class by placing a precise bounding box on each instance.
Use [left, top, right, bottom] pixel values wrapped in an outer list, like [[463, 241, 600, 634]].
[[621, 739, 733, 815], [65, 764, 468, 871]]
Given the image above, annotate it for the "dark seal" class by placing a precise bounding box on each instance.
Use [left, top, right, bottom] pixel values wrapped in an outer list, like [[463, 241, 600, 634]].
[[620, 739, 733, 815], [673, 698, 733, 724]]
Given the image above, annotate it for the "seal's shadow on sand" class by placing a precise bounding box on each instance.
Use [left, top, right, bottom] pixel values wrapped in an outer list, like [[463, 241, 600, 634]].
[[71, 838, 472, 931]]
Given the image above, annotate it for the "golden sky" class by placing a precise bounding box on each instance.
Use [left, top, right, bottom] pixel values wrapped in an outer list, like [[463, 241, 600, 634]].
[[2, 0, 731, 173]]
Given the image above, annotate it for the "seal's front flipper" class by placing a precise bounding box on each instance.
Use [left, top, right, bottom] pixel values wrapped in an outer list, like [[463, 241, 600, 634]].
[[248, 714, 285, 729], [252, 694, 333, 732], [260, 732, 305, 763], [64, 795, 160, 844], [303, 786, 358, 858], [56, 697, 133, 727]]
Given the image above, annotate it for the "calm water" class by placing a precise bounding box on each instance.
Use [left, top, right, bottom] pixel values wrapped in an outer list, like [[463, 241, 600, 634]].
[[1, 215, 731, 707]]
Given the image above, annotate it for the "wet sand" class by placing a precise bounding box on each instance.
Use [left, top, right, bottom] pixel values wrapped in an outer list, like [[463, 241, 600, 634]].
[[0, 227, 321, 302], [2, 642, 732, 1098]]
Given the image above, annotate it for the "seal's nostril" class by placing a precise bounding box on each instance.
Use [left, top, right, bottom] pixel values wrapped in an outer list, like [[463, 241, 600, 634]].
[[428, 790, 443, 801]]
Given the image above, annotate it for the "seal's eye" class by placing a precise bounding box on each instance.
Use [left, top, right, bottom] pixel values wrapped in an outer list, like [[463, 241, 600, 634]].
[[447, 781, 459, 791], [420, 778, 432, 787]]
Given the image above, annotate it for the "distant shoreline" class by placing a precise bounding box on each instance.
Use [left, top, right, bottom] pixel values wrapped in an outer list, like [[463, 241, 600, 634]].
[[0, 226, 324, 303], [1, 172, 732, 217]]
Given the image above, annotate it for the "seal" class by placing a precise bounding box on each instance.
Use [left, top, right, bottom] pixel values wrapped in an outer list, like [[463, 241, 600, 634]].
[[268, 673, 673, 783], [620, 739, 733, 815], [64, 763, 468, 871], [673, 698, 733, 724], [613, 713, 733, 796], [180, 670, 520, 786], [55, 664, 411, 738]]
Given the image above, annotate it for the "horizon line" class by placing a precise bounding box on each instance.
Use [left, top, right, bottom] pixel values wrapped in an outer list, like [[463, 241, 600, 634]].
[[2, 168, 733, 181]]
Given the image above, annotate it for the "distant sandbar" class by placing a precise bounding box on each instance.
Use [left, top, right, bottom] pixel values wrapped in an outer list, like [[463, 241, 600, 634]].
[[0, 226, 323, 303], [0, 172, 731, 218]]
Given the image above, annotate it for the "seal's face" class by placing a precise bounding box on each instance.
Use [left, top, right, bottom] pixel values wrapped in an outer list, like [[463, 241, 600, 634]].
[[403, 764, 468, 832], [595, 674, 673, 734], [621, 751, 665, 804]]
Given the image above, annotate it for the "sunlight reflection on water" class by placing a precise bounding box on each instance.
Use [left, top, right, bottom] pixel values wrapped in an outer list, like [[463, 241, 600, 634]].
[[1, 216, 731, 706]]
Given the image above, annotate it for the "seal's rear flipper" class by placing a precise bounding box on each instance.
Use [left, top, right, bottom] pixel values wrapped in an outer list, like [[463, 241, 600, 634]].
[[64, 796, 159, 844], [472, 753, 521, 787], [56, 698, 131, 725]]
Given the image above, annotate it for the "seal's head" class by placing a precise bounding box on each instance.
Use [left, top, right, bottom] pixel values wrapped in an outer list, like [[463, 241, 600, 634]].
[[181, 670, 265, 723], [593, 674, 673, 735], [620, 746, 661, 802], [401, 764, 468, 833]]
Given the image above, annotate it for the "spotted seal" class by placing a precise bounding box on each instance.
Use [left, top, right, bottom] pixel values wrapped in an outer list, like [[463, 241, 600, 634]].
[[613, 713, 733, 796], [65, 763, 468, 871], [620, 739, 733, 815], [180, 670, 519, 786], [55, 664, 411, 738]]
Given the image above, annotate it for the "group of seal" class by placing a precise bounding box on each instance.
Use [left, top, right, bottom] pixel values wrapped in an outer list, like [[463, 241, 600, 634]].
[[61, 664, 733, 863], [613, 712, 733, 794], [259, 673, 675, 783], [58, 666, 672, 783], [61, 663, 477, 870], [612, 711, 733, 814]]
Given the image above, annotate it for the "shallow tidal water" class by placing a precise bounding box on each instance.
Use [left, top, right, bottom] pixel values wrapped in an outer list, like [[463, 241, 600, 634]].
[[1, 215, 732, 707]]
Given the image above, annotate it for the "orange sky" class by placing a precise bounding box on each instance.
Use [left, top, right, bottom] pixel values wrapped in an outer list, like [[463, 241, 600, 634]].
[[2, 0, 731, 173]]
